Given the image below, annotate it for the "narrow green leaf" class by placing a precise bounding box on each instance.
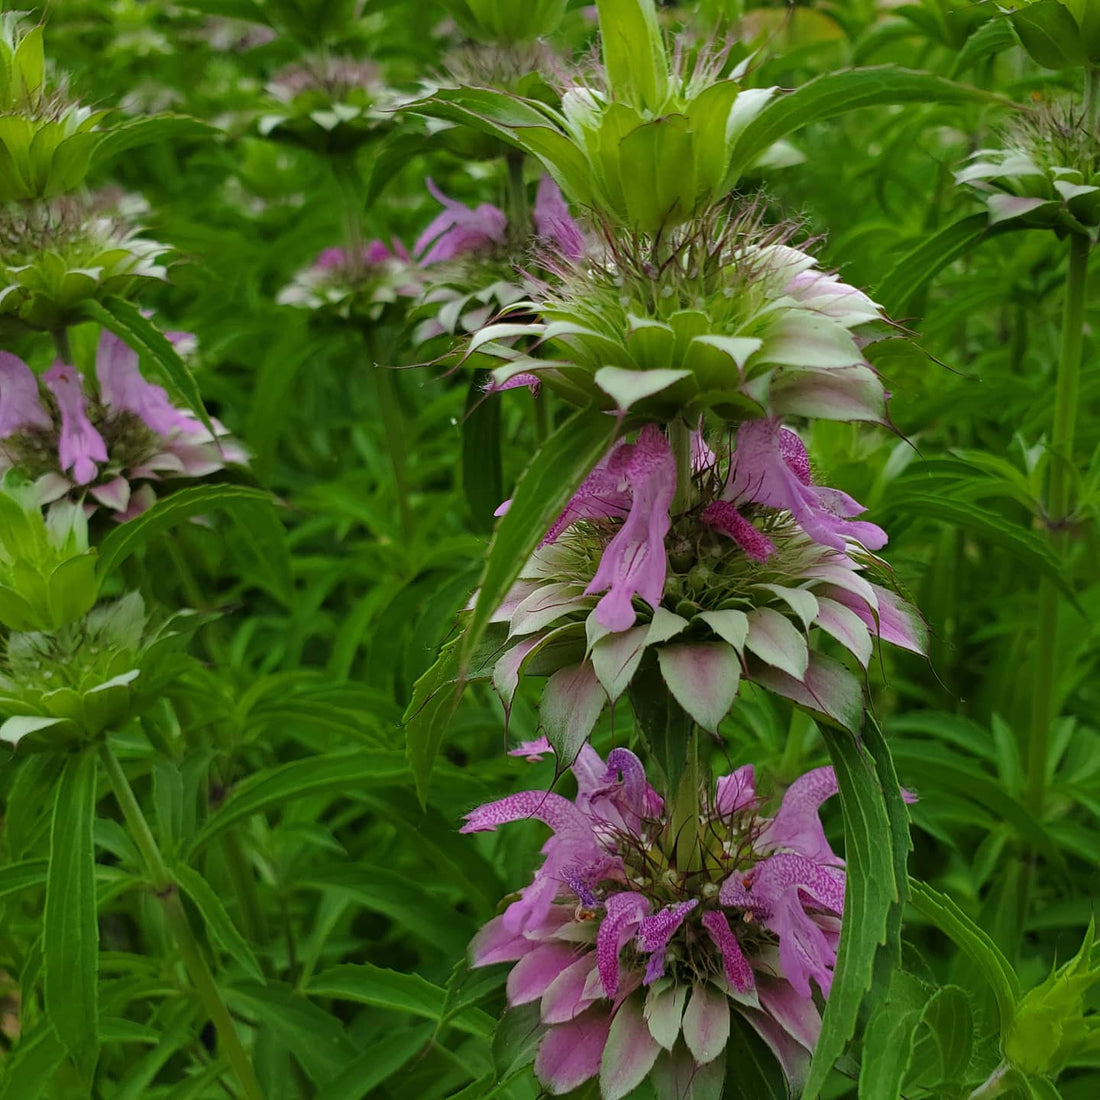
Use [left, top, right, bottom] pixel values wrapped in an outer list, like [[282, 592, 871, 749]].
[[723, 1013, 789, 1099], [910, 985, 974, 1089], [876, 214, 1011, 317], [462, 373, 503, 532], [314, 1024, 434, 1100], [0, 1022, 66, 1100], [858, 971, 931, 1100], [907, 878, 1020, 1031], [225, 981, 357, 1085], [300, 865, 472, 958], [0, 858, 48, 899], [306, 964, 494, 1037], [402, 626, 502, 806], [187, 750, 408, 856], [628, 649, 696, 791], [95, 484, 283, 580], [728, 67, 1006, 184], [80, 296, 214, 434], [804, 730, 897, 1099], [174, 864, 264, 981], [461, 406, 619, 669], [44, 750, 99, 1085], [90, 114, 218, 169]]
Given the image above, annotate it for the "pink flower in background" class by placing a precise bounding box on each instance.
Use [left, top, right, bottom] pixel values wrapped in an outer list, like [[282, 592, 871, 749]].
[[43, 363, 108, 485], [415, 175, 586, 266], [463, 746, 846, 1095], [0, 352, 50, 436], [0, 332, 245, 519], [415, 179, 508, 264], [533, 176, 585, 261]]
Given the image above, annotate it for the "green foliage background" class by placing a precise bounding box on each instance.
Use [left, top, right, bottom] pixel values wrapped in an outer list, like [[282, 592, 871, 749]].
[[0, 1, 1098, 1098]]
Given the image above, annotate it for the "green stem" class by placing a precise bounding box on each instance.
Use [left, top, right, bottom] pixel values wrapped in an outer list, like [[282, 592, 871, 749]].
[[1025, 232, 1089, 818], [671, 729, 701, 873], [1085, 65, 1100, 133], [779, 708, 812, 781], [99, 746, 264, 1100], [669, 417, 693, 515], [504, 151, 528, 241], [221, 828, 268, 953], [52, 327, 74, 366], [365, 330, 412, 540], [332, 155, 364, 264]]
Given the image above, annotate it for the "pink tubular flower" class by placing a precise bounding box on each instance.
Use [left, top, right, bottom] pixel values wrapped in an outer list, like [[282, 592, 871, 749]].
[[0, 352, 50, 436], [533, 176, 586, 261], [582, 425, 676, 631], [415, 179, 508, 264], [723, 419, 887, 552], [43, 363, 107, 485], [97, 330, 197, 437], [1, 334, 244, 518], [464, 746, 846, 1095]]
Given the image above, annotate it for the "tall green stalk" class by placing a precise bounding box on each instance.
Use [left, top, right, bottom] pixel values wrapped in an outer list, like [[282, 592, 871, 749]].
[[99, 745, 265, 1100], [1025, 231, 1089, 817], [669, 417, 693, 515]]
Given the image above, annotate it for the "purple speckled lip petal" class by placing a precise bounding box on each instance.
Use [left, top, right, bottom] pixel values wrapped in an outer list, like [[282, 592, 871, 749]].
[[597, 892, 651, 997], [701, 910, 755, 992], [724, 418, 887, 552], [637, 901, 698, 985], [96, 331, 198, 437], [758, 765, 840, 864]]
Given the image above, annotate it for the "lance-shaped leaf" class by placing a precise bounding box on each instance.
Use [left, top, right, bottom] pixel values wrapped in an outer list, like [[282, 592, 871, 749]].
[[726, 67, 1008, 187], [595, 0, 669, 113], [44, 750, 99, 1085], [461, 406, 620, 668], [801, 730, 897, 1100], [80, 297, 214, 436]]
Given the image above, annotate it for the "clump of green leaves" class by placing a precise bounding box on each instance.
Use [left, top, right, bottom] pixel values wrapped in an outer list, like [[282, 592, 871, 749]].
[[0, 473, 97, 632]]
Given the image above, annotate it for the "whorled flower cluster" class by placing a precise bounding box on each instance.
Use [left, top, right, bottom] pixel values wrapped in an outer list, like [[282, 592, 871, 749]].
[[0, 195, 169, 332], [485, 420, 924, 746], [280, 176, 585, 340], [464, 743, 846, 1097], [0, 331, 245, 519], [466, 207, 890, 424], [956, 104, 1100, 234]]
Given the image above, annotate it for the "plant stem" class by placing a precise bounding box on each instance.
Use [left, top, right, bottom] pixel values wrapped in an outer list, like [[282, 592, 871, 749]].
[[504, 151, 528, 241], [671, 729, 701, 873], [332, 154, 364, 265], [779, 708, 812, 781], [99, 745, 265, 1100], [52, 327, 74, 366], [221, 828, 268, 953], [363, 328, 412, 540], [669, 417, 693, 514], [1025, 231, 1089, 818]]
